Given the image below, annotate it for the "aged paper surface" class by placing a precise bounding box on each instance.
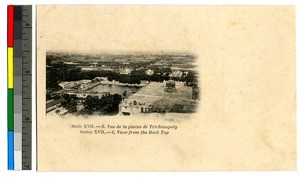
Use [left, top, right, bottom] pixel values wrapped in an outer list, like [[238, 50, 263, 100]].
[[37, 5, 296, 171]]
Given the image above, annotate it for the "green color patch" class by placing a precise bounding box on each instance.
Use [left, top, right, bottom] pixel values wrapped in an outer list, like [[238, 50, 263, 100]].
[[8, 89, 14, 131]]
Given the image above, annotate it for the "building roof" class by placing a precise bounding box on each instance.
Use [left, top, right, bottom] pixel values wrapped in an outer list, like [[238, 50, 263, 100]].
[[46, 97, 66, 108], [58, 109, 68, 115]]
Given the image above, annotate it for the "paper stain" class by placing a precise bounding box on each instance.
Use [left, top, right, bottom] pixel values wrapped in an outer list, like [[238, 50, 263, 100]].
[[260, 129, 287, 158], [227, 20, 239, 28]]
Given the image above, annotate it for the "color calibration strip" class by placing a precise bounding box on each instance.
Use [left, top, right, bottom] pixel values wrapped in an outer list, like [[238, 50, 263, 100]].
[[7, 5, 32, 170], [8, 5, 14, 170]]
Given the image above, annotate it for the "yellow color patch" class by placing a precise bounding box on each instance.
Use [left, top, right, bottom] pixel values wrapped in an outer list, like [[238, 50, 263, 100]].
[[8, 47, 13, 89]]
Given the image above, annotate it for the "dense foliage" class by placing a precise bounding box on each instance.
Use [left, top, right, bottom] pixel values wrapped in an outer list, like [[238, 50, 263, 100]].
[[83, 94, 122, 115], [46, 59, 197, 90]]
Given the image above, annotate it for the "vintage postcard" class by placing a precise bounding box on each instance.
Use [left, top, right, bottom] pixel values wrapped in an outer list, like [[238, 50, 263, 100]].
[[37, 5, 295, 171]]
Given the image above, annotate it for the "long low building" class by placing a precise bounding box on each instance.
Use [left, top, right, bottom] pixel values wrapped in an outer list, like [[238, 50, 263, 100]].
[[46, 97, 66, 113], [67, 91, 110, 99]]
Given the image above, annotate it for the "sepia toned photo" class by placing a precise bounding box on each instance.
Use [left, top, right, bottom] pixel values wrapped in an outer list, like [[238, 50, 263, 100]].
[[37, 5, 295, 171], [46, 52, 199, 118]]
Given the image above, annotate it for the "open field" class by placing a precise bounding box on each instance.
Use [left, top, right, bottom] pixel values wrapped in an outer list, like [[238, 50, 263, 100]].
[[133, 81, 193, 100], [125, 81, 198, 113]]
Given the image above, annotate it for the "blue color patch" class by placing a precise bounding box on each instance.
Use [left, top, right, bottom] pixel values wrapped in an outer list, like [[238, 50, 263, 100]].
[[8, 131, 14, 170]]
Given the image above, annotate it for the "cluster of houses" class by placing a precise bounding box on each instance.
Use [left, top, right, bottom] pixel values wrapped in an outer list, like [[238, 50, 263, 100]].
[[78, 63, 134, 75], [67, 91, 110, 101], [47, 73, 199, 116], [46, 97, 84, 115], [47, 77, 110, 114], [119, 96, 198, 116], [63, 60, 191, 79]]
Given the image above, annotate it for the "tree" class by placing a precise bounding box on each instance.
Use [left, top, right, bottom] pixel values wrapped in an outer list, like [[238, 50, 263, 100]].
[[62, 94, 78, 113], [65, 99, 78, 113], [185, 71, 197, 86], [123, 90, 127, 98], [83, 93, 122, 115], [83, 95, 101, 113], [99, 94, 122, 114]]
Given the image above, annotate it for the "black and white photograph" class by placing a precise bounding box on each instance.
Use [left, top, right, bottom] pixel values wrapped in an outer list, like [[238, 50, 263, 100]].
[[46, 52, 200, 118]]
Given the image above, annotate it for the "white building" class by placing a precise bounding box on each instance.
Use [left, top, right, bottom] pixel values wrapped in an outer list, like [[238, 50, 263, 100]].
[[119, 99, 152, 115], [59, 82, 79, 90], [145, 69, 154, 75], [79, 80, 93, 90], [120, 68, 132, 75], [81, 67, 98, 71], [68, 91, 109, 100], [169, 70, 183, 78], [93, 77, 109, 83]]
